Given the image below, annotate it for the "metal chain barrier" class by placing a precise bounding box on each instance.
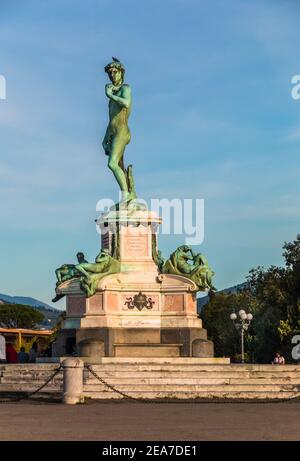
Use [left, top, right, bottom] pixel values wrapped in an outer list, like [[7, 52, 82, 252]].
[[0, 365, 63, 404], [84, 363, 300, 405], [1, 363, 300, 405], [85, 363, 142, 402]]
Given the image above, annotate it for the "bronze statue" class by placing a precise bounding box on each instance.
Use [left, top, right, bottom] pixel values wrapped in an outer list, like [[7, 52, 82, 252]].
[[102, 58, 137, 205], [52, 252, 88, 302], [162, 245, 214, 290], [52, 62, 216, 301], [76, 249, 120, 297], [55, 252, 87, 286]]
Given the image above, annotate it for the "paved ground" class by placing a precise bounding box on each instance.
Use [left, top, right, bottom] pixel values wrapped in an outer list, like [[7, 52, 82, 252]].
[[0, 400, 300, 441]]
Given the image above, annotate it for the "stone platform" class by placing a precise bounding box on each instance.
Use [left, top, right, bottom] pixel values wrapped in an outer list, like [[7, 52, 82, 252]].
[[0, 364, 63, 395], [83, 360, 300, 400], [54, 209, 214, 360], [2, 362, 300, 400]]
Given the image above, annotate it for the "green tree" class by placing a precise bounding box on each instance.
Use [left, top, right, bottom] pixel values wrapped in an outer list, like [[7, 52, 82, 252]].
[[246, 266, 289, 362], [282, 236, 300, 335], [202, 290, 256, 361], [202, 235, 300, 364], [0, 303, 45, 329], [50, 310, 66, 342], [247, 235, 300, 362]]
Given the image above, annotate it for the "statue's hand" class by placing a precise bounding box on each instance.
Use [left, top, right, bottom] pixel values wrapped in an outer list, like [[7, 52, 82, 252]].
[[105, 84, 114, 98]]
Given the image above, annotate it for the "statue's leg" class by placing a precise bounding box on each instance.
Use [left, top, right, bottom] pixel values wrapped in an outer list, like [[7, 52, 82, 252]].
[[80, 280, 89, 296], [119, 156, 126, 173], [81, 277, 94, 297], [75, 264, 91, 278], [76, 263, 105, 275], [108, 135, 128, 197], [52, 294, 65, 303], [206, 271, 213, 286]]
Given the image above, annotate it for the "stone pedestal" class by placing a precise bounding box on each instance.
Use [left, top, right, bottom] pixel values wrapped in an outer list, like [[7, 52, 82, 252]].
[[98, 209, 161, 272], [55, 209, 213, 360]]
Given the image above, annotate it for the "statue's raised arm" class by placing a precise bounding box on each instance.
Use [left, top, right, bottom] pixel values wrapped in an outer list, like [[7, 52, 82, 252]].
[[105, 81, 131, 109]]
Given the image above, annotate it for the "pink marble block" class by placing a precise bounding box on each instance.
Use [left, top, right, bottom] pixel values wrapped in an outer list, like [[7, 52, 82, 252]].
[[106, 292, 120, 312], [186, 293, 197, 314], [163, 294, 185, 313], [86, 293, 103, 314], [67, 296, 86, 317]]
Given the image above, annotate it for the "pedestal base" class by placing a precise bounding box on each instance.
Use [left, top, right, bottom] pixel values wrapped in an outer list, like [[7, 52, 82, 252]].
[[55, 325, 214, 360], [54, 209, 215, 361]]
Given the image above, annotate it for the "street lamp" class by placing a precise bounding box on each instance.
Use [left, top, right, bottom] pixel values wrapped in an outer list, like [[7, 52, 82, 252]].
[[230, 310, 253, 363]]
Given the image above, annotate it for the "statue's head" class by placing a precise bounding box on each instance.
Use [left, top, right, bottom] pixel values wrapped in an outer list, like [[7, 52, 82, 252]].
[[76, 252, 85, 262], [179, 245, 190, 252], [104, 58, 125, 86]]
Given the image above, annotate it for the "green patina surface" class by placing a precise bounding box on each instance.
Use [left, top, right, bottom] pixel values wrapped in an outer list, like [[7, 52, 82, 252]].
[[162, 245, 215, 291], [53, 250, 120, 299], [102, 58, 137, 205], [75, 249, 120, 297], [52, 59, 215, 299]]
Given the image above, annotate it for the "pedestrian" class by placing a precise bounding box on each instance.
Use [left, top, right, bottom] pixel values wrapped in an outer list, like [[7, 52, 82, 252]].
[[0, 334, 6, 363], [29, 341, 39, 363], [6, 342, 18, 364], [44, 343, 52, 357], [272, 352, 285, 365], [17, 346, 29, 363]]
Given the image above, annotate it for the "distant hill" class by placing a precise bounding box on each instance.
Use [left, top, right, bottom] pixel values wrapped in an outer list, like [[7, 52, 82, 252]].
[[197, 282, 248, 313], [218, 282, 248, 295], [0, 293, 61, 328], [0, 293, 57, 311]]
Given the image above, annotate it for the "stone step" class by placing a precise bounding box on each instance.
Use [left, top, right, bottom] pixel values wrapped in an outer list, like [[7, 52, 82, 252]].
[[83, 383, 300, 392], [85, 366, 236, 373], [4, 362, 299, 371], [0, 375, 300, 387], [0, 378, 63, 385], [0, 372, 61, 379], [84, 377, 300, 385], [0, 383, 62, 391], [0, 373, 61, 380], [0, 363, 299, 400], [99, 357, 230, 365], [83, 369, 300, 378], [3, 375, 299, 385], [0, 370, 63, 376], [85, 366, 300, 380], [88, 357, 300, 373], [0, 365, 60, 371], [0, 372, 63, 378], [2, 361, 298, 371], [0, 375, 63, 382], [83, 390, 300, 400]]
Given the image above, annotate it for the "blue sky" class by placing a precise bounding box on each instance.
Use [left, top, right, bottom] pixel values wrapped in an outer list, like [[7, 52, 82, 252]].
[[0, 0, 299, 309]]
